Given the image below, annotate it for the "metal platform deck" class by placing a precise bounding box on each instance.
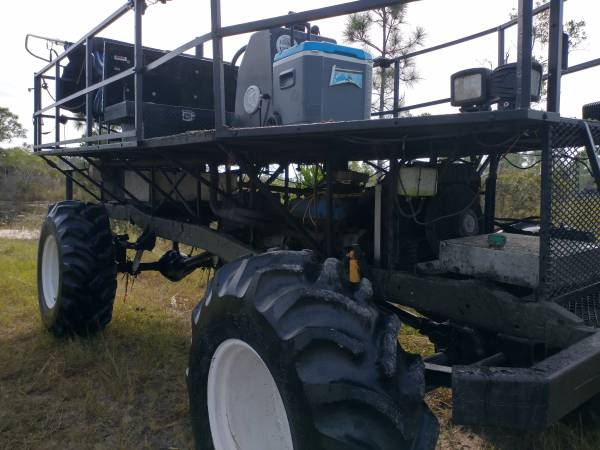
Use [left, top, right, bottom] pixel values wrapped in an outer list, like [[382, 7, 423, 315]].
[[36, 110, 600, 165]]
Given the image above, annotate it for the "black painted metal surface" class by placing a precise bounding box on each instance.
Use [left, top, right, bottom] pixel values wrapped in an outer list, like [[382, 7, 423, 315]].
[[453, 330, 600, 429], [539, 122, 600, 300]]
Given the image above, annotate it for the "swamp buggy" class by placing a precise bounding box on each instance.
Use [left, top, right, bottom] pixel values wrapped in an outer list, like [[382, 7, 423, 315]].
[[29, 0, 600, 448]]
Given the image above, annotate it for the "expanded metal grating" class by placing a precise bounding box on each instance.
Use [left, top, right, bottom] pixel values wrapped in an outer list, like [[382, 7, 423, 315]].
[[540, 121, 600, 299], [566, 291, 600, 328]]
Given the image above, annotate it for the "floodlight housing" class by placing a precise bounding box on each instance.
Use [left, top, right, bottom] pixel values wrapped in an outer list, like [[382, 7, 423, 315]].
[[583, 101, 600, 121], [490, 62, 544, 105], [450, 68, 492, 108], [452, 62, 544, 112]]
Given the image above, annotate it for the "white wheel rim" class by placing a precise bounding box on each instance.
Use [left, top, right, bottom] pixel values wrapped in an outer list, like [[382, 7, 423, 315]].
[[207, 338, 294, 450], [41, 234, 60, 309]]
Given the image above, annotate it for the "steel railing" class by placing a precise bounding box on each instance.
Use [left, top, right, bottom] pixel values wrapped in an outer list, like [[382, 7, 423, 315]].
[[32, 0, 600, 152], [33, 0, 420, 151], [372, 0, 600, 118]]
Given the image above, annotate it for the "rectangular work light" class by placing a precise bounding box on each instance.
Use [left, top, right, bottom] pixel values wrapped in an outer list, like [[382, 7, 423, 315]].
[[451, 62, 544, 111], [450, 68, 492, 107]]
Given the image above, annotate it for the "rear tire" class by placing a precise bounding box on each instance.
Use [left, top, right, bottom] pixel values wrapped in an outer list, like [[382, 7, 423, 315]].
[[37, 201, 117, 336], [188, 250, 438, 450]]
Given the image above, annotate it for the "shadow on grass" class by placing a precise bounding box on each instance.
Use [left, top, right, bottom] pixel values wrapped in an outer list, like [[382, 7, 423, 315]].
[[427, 386, 600, 450], [460, 423, 600, 450], [400, 324, 600, 450]]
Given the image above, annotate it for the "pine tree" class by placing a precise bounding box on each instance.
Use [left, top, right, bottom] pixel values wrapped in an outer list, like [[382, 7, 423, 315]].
[[344, 5, 425, 113]]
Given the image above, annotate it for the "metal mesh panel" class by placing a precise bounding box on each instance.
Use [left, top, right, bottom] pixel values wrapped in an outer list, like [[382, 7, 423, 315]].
[[566, 291, 600, 328], [542, 122, 600, 299]]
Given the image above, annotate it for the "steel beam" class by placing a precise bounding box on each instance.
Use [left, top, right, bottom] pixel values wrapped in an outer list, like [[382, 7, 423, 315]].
[[33, 76, 41, 149], [583, 121, 600, 190], [497, 28, 505, 66], [55, 64, 60, 146], [35, 68, 134, 116], [34, 130, 137, 150], [326, 159, 334, 257], [484, 153, 499, 233], [264, 165, 285, 185], [400, 2, 550, 62], [497, 28, 507, 111], [40, 156, 101, 201], [374, 182, 382, 266], [372, 98, 451, 117], [516, 0, 534, 109], [538, 125, 553, 300], [65, 172, 74, 200], [85, 37, 94, 138], [562, 57, 600, 76], [105, 204, 255, 262], [393, 60, 400, 118], [217, 0, 418, 38], [405, 26, 503, 61], [118, 159, 198, 219], [57, 156, 125, 202], [145, 33, 212, 73], [225, 148, 320, 249], [211, 0, 227, 133], [547, 0, 564, 113], [157, 169, 199, 218], [35, 2, 132, 76], [371, 267, 591, 349], [387, 157, 399, 269], [134, 0, 144, 140], [195, 42, 204, 58]]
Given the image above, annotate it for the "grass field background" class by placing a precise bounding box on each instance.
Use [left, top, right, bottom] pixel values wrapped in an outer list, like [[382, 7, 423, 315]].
[[1, 210, 600, 449]]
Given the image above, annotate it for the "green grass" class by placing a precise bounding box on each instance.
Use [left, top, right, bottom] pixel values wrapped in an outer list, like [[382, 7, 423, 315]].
[[1, 238, 600, 449], [0, 239, 203, 450]]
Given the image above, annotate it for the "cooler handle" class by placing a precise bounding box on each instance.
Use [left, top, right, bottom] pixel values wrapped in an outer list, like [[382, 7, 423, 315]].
[[279, 69, 296, 89]]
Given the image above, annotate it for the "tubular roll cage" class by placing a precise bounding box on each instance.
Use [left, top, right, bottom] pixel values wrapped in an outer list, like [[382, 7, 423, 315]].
[[32, 0, 600, 151]]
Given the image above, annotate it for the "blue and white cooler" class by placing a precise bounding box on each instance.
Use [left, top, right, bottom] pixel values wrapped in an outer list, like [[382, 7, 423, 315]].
[[272, 41, 373, 125]]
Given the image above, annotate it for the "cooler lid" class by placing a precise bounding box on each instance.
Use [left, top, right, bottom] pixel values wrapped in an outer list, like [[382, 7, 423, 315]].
[[274, 41, 372, 62]]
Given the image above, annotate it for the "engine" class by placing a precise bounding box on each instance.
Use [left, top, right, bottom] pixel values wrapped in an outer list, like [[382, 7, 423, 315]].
[[286, 162, 483, 267]]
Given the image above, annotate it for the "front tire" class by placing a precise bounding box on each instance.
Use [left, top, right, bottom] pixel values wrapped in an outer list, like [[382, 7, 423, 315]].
[[188, 250, 438, 450], [37, 201, 117, 336]]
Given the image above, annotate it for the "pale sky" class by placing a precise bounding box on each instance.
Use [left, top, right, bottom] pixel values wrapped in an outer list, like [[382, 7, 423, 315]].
[[1, 0, 598, 146]]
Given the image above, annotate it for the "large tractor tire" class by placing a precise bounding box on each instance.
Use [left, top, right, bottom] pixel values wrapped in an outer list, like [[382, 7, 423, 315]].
[[188, 250, 439, 450], [37, 201, 117, 336]]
